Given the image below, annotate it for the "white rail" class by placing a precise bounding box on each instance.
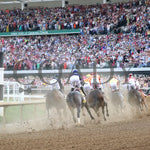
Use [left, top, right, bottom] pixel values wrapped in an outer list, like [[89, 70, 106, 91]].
[[3, 81, 24, 102], [4, 67, 150, 76]]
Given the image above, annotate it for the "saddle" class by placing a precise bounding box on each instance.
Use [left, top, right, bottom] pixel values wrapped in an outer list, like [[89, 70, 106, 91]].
[[73, 88, 87, 104], [74, 88, 80, 92], [112, 89, 119, 93]]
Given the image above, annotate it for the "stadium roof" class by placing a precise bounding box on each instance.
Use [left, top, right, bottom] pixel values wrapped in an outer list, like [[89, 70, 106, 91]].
[[0, 0, 65, 9], [0, 0, 132, 10], [0, 0, 62, 4], [0, 0, 132, 4]]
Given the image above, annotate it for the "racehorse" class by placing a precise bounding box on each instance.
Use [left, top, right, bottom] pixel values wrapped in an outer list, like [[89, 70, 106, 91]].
[[83, 82, 92, 95], [137, 89, 149, 111], [140, 91, 149, 110], [127, 86, 146, 111], [66, 90, 94, 124], [110, 90, 124, 112], [86, 89, 109, 121], [45, 81, 66, 119]]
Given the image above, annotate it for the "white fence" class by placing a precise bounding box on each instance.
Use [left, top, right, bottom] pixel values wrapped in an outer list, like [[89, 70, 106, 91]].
[[4, 67, 150, 75], [0, 81, 45, 117], [3, 81, 46, 102], [3, 81, 25, 102]]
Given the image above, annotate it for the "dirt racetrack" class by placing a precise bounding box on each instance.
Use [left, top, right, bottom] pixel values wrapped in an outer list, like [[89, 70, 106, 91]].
[[0, 114, 150, 150], [0, 98, 150, 150]]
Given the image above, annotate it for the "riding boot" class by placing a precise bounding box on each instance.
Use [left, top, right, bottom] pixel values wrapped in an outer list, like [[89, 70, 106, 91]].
[[80, 86, 86, 96], [59, 89, 63, 93]]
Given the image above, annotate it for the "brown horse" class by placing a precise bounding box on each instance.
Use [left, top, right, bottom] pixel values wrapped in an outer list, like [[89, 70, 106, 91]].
[[139, 90, 149, 111], [127, 87, 148, 111], [86, 89, 109, 121]]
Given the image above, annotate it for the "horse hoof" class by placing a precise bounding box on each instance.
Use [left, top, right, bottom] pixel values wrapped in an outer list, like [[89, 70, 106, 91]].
[[95, 120, 101, 124], [91, 117, 95, 120], [75, 123, 84, 127]]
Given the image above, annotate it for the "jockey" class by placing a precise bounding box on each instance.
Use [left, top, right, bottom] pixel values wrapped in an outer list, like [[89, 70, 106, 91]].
[[50, 78, 60, 91], [128, 73, 136, 90], [70, 69, 86, 96], [50, 77, 64, 98], [136, 79, 148, 98], [135, 79, 140, 90], [90, 73, 103, 91], [83, 74, 92, 94], [109, 75, 119, 92], [83, 81, 92, 95]]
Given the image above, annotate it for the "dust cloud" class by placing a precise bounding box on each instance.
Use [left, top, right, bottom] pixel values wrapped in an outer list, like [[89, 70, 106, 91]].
[[0, 85, 149, 135]]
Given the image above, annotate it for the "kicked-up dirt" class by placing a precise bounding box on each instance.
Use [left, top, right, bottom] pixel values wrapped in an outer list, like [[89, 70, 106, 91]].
[[0, 92, 150, 150], [0, 114, 150, 150]]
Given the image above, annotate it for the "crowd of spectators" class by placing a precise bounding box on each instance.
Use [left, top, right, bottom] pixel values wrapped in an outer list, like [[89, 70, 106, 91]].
[[0, 0, 150, 71], [0, 0, 150, 35], [1, 33, 150, 70]]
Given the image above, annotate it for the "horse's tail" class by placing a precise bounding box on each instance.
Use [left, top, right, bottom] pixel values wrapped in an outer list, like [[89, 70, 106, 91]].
[[66, 93, 75, 107], [58, 79, 64, 93], [97, 91, 105, 104], [45, 92, 51, 110]]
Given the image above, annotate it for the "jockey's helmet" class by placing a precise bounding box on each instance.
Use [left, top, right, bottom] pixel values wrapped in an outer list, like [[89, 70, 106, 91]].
[[50, 79, 57, 84], [113, 75, 117, 79], [86, 74, 91, 78], [72, 69, 79, 75], [129, 73, 133, 77]]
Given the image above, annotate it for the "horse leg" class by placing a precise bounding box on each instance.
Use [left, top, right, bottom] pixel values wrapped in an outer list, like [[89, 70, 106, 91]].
[[141, 100, 148, 110], [84, 103, 94, 120], [120, 94, 124, 112], [47, 109, 50, 118], [63, 107, 67, 117], [143, 102, 148, 110], [57, 109, 63, 121], [93, 107, 100, 117], [134, 92, 143, 112], [139, 103, 143, 112], [81, 106, 86, 116], [77, 106, 81, 124], [139, 98, 143, 112], [102, 106, 106, 121], [144, 103, 148, 110], [142, 96, 149, 110], [68, 106, 76, 123], [46, 101, 50, 119], [104, 101, 109, 117], [46, 105, 50, 119]]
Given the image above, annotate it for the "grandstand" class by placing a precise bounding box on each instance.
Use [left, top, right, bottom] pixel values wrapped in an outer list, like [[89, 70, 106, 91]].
[[0, 0, 139, 10], [0, 0, 149, 70], [0, 0, 149, 87]]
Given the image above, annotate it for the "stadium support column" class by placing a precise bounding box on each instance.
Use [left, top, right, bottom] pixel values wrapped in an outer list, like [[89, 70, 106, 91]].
[[0, 52, 4, 101], [103, 0, 106, 4], [21, 1, 24, 10], [62, 0, 65, 7], [0, 52, 4, 116]]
